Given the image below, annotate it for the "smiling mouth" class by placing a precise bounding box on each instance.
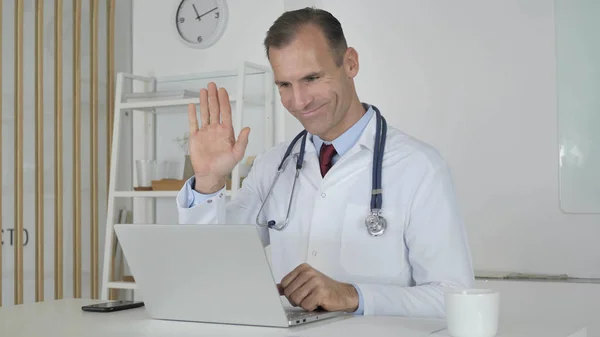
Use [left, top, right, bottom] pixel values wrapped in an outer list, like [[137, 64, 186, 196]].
[[301, 103, 326, 116]]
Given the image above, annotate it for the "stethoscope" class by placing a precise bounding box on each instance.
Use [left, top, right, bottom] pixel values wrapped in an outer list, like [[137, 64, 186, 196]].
[[255, 105, 388, 237]]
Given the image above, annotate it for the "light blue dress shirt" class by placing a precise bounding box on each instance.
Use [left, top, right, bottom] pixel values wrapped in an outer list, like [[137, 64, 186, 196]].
[[184, 104, 375, 315]]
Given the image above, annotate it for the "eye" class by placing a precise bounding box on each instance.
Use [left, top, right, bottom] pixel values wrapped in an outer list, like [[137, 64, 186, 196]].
[[306, 75, 318, 82], [278, 83, 290, 88]]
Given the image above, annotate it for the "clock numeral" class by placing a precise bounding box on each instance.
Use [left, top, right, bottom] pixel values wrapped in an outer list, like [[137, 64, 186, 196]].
[[197, 36, 203, 43], [179, 17, 185, 23], [215, 12, 219, 18]]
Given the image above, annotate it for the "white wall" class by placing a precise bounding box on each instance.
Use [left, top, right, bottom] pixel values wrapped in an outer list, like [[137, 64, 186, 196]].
[[309, 0, 600, 278], [132, 0, 600, 278], [1, 0, 133, 306], [476, 279, 600, 335], [131, 0, 286, 225], [131, 0, 290, 148], [132, 0, 282, 77]]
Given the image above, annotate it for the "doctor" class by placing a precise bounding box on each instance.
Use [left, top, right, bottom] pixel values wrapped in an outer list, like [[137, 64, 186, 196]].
[[177, 7, 474, 318]]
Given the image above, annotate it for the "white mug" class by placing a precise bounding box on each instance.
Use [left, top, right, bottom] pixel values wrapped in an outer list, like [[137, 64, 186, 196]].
[[444, 288, 500, 337]]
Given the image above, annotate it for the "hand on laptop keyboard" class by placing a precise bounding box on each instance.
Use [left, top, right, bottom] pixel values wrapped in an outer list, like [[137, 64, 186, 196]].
[[277, 263, 359, 313]]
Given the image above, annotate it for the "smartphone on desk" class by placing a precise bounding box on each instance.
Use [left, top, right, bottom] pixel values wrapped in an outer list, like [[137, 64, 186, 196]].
[[81, 300, 144, 313]]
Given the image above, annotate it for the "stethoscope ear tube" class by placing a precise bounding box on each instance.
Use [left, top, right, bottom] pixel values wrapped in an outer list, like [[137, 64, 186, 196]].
[[278, 130, 307, 171]]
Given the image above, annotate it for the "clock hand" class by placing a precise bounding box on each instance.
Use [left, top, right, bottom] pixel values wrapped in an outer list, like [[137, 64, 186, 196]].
[[192, 4, 201, 20], [198, 7, 218, 19]]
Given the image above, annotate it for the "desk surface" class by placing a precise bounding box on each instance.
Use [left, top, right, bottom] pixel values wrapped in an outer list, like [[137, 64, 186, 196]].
[[0, 299, 588, 337]]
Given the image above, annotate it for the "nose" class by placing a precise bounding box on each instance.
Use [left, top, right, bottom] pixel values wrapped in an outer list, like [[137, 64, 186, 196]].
[[286, 85, 311, 111]]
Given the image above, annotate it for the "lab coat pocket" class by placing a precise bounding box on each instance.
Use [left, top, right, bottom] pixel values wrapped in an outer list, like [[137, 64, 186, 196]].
[[339, 203, 405, 279]]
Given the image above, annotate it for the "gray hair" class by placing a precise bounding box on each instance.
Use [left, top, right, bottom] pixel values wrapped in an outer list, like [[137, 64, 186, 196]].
[[264, 7, 348, 66]]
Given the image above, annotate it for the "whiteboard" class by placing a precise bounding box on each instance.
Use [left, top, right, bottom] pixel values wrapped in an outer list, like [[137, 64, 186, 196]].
[[556, 0, 600, 214]]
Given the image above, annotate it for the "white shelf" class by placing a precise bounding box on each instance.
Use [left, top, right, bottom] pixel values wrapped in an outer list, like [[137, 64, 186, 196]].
[[119, 96, 265, 111], [113, 190, 232, 197], [106, 281, 137, 290], [155, 68, 268, 82], [114, 191, 179, 197], [102, 63, 276, 300], [123, 89, 197, 101]]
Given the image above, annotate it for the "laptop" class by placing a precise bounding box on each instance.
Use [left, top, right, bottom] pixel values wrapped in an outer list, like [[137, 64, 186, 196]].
[[113, 223, 348, 327]]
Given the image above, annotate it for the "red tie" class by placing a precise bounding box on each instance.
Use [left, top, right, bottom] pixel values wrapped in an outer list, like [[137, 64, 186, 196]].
[[319, 143, 337, 177]]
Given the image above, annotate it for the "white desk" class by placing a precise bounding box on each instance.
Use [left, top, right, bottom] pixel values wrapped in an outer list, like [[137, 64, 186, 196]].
[[0, 299, 587, 337], [475, 279, 600, 337]]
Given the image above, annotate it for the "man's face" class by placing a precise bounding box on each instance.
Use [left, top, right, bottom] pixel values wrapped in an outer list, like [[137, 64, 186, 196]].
[[268, 24, 358, 141]]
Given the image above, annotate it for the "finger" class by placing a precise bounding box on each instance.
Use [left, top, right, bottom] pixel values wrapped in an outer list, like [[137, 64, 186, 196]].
[[276, 283, 284, 296], [207, 82, 219, 124], [299, 291, 321, 312], [288, 277, 318, 308], [187, 103, 199, 133], [232, 127, 250, 162], [199, 88, 209, 127], [283, 270, 313, 299], [280, 263, 311, 289], [218, 87, 232, 127]]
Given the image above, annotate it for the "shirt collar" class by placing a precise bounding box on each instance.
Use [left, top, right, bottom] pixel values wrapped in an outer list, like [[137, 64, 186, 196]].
[[311, 103, 376, 156]]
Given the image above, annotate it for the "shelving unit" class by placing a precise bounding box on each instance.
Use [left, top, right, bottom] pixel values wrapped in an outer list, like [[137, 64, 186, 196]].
[[112, 190, 232, 198], [119, 91, 265, 111], [100, 62, 276, 299]]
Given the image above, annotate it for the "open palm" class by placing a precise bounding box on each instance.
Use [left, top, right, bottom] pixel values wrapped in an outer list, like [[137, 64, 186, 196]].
[[187, 82, 250, 193]]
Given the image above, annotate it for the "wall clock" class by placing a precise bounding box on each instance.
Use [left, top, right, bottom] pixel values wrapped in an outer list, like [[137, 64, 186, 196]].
[[174, 0, 229, 49]]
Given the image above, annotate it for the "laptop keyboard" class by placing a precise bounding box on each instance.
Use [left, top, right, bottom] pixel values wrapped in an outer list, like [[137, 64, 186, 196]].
[[286, 310, 322, 320]]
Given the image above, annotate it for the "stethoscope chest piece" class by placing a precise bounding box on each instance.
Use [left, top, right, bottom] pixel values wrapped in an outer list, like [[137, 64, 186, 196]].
[[365, 210, 387, 237]]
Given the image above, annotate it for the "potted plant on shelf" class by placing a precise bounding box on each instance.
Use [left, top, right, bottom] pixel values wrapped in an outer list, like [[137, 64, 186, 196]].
[[174, 132, 194, 180]]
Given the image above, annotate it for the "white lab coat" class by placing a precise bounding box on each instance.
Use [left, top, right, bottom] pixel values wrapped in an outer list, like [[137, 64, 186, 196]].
[[176, 113, 474, 318]]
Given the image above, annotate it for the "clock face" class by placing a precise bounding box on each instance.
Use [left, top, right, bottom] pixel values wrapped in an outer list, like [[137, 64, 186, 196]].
[[175, 0, 228, 49]]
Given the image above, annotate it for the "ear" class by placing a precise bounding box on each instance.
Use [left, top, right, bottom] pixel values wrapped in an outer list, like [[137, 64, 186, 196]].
[[343, 47, 359, 78]]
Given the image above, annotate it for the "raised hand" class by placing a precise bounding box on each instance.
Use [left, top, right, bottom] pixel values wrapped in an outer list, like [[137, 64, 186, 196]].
[[277, 263, 359, 313], [187, 82, 250, 194]]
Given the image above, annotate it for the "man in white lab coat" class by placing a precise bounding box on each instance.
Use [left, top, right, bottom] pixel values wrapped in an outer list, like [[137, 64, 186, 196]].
[[177, 7, 474, 318]]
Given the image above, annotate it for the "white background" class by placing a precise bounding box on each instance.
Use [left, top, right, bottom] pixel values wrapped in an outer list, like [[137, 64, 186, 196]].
[[132, 0, 600, 279]]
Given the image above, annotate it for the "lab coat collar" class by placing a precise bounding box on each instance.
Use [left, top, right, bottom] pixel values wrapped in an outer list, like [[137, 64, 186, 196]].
[[291, 103, 378, 157], [312, 104, 375, 156], [350, 103, 378, 153]]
